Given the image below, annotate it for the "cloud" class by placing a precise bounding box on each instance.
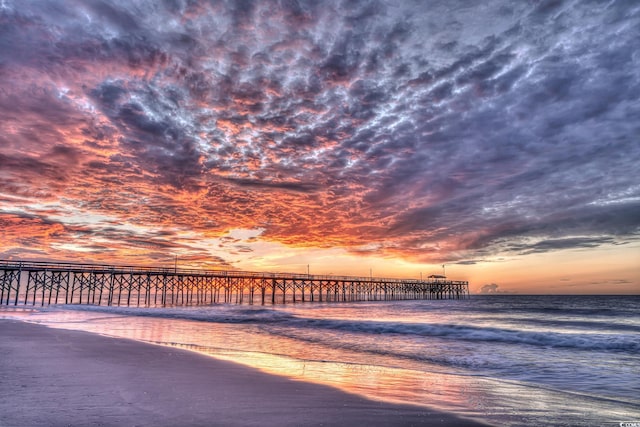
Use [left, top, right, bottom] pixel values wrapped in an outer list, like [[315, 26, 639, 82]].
[[0, 0, 639, 266], [479, 283, 500, 294]]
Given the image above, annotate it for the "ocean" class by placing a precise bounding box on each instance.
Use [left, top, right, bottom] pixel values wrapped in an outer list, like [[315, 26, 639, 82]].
[[2, 295, 639, 426]]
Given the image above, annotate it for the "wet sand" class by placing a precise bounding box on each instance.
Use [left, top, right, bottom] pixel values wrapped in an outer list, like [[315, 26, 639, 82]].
[[0, 320, 487, 426]]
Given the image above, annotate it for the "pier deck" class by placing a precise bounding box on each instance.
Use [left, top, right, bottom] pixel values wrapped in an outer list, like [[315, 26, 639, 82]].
[[0, 260, 469, 307]]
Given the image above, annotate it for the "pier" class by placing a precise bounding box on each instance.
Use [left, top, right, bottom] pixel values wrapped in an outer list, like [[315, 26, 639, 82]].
[[0, 260, 469, 307]]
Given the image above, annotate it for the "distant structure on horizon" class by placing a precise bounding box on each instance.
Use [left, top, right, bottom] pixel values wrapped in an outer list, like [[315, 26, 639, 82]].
[[0, 260, 470, 307]]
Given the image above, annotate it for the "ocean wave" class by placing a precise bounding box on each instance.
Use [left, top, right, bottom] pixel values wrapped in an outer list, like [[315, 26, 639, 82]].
[[466, 295, 640, 318], [480, 316, 640, 333], [294, 318, 639, 352], [54, 304, 296, 324], [56, 304, 639, 353]]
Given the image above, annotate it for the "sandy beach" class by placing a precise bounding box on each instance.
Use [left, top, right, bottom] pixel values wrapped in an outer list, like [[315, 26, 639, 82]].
[[0, 320, 486, 427]]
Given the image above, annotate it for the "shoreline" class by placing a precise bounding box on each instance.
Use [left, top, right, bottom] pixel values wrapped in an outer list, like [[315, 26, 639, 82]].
[[0, 319, 488, 426]]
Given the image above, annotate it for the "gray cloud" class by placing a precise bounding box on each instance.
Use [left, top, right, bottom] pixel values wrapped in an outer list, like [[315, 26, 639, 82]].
[[1, 0, 639, 263], [480, 283, 500, 294]]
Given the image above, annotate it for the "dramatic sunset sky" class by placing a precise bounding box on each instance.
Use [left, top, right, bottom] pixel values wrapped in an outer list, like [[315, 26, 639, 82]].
[[1, 1, 638, 294]]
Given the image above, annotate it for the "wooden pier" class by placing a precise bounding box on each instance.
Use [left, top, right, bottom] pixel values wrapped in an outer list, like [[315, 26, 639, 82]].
[[0, 260, 469, 307]]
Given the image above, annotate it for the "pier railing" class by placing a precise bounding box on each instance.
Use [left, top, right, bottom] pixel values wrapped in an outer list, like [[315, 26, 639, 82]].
[[0, 260, 469, 307]]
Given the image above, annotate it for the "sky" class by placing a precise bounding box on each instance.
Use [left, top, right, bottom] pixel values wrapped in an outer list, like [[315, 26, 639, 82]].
[[1, 0, 638, 294]]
